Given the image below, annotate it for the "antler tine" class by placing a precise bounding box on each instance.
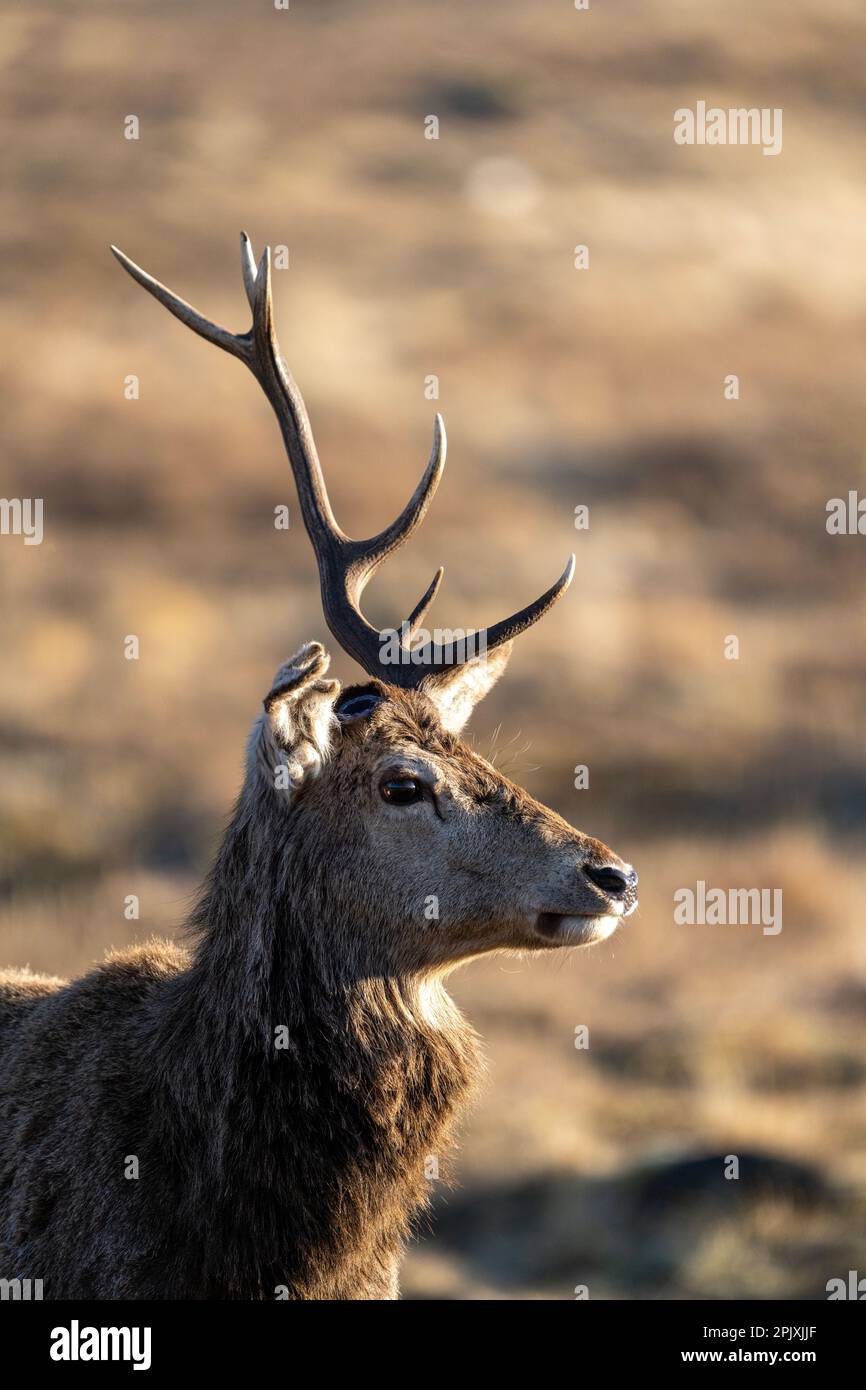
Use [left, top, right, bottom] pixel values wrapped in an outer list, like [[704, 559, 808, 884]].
[[239, 230, 259, 311], [109, 245, 249, 363], [477, 553, 576, 652], [352, 414, 446, 577], [403, 566, 445, 648], [407, 554, 576, 676]]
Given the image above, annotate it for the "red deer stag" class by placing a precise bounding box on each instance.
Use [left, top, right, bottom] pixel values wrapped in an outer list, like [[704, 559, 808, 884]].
[[0, 236, 637, 1299]]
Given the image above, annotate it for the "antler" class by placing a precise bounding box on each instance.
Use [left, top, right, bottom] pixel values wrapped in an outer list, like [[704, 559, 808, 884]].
[[111, 235, 574, 687]]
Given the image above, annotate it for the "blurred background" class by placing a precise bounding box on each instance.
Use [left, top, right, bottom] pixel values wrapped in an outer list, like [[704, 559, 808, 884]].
[[1, 0, 865, 1298]]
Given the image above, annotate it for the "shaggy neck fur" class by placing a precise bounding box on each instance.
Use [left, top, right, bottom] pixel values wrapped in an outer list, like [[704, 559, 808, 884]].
[[143, 796, 480, 1300]]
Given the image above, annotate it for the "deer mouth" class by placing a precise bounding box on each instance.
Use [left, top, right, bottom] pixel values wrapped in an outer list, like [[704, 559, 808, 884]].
[[534, 908, 628, 946]]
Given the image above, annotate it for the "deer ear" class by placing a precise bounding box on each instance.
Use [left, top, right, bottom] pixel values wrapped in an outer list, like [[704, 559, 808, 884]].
[[254, 642, 340, 796], [421, 642, 513, 733]]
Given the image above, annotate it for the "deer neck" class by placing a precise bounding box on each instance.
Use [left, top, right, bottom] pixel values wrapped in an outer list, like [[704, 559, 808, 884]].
[[150, 810, 480, 1216]]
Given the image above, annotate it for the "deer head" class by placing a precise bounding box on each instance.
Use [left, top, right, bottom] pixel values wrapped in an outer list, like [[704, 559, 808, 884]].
[[112, 236, 637, 976]]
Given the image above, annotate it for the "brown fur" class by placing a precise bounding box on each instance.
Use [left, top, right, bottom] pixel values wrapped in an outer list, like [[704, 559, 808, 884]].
[[0, 647, 630, 1299]]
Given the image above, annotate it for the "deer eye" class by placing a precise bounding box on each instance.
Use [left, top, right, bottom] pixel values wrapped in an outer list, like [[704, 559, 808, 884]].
[[380, 777, 424, 807]]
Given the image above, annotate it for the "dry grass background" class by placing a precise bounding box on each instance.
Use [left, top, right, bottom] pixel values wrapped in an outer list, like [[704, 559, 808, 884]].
[[1, 0, 865, 1298]]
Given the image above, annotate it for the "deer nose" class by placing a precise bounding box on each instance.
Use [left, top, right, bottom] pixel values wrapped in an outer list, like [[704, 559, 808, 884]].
[[583, 863, 636, 899]]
